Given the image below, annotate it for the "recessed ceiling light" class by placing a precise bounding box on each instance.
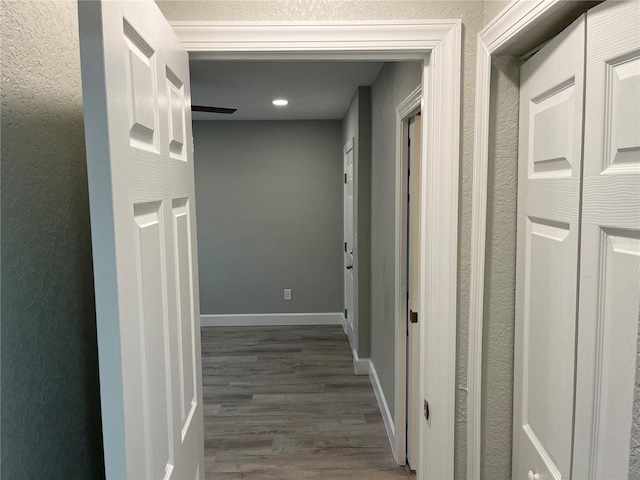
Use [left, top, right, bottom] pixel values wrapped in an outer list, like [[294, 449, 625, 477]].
[[272, 99, 289, 106]]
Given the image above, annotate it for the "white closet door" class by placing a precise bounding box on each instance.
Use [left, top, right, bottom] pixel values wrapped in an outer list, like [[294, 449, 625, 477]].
[[78, 1, 204, 478], [513, 15, 585, 480], [572, 1, 640, 478]]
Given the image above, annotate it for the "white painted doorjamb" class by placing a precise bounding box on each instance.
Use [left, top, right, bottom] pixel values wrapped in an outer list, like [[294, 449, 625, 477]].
[[171, 20, 462, 480], [467, 1, 598, 478], [394, 86, 422, 466]]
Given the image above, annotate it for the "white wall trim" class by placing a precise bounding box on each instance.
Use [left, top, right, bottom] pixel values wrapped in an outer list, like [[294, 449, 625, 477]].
[[369, 361, 397, 460], [173, 20, 461, 479], [352, 349, 370, 376], [201, 313, 344, 327], [393, 85, 422, 466], [467, 2, 595, 478], [172, 20, 459, 61]]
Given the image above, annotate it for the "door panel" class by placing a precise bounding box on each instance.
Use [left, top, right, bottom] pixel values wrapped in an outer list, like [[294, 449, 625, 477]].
[[78, 1, 204, 478], [344, 140, 356, 346], [172, 198, 197, 432], [572, 1, 640, 478], [513, 14, 585, 480]]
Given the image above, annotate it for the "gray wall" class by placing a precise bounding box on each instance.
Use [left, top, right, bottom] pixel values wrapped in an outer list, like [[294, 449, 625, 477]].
[[342, 87, 372, 358], [481, 55, 519, 479], [193, 121, 344, 315], [1, 1, 105, 478], [484, 0, 510, 24], [370, 62, 422, 416]]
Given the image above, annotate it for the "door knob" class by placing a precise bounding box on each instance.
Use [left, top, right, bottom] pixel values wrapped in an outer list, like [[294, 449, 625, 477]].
[[527, 470, 539, 480], [346, 265, 353, 269]]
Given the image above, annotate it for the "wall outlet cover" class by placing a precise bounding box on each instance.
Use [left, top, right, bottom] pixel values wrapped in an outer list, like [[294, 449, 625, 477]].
[[284, 289, 292, 300]]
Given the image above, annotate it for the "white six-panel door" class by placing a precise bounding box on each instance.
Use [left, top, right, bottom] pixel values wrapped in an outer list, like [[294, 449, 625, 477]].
[[344, 139, 356, 345], [572, 1, 640, 478], [513, 15, 585, 480], [78, 1, 204, 478]]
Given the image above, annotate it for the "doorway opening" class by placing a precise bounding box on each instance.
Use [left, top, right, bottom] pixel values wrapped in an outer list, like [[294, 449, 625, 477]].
[[78, 11, 461, 479], [189, 58, 422, 478]]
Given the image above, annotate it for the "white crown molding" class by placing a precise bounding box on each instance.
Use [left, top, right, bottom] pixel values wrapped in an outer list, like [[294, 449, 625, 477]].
[[174, 20, 461, 480], [467, 1, 595, 478]]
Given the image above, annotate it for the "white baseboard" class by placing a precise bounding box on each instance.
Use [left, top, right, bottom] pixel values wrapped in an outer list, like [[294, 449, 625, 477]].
[[353, 349, 370, 376], [369, 360, 397, 462], [200, 312, 344, 327]]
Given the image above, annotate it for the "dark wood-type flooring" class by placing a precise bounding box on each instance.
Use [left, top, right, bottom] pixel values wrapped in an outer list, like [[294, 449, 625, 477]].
[[201, 325, 411, 479]]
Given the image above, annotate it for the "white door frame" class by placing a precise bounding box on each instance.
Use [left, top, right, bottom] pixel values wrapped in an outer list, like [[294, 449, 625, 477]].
[[171, 20, 461, 479], [394, 86, 422, 466], [467, 1, 599, 478]]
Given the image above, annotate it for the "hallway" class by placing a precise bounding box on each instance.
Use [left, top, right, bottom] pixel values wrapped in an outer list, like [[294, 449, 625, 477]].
[[201, 325, 410, 479]]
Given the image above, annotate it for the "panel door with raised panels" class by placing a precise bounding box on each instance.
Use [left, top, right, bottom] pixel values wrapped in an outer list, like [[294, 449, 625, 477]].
[[78, 1, 203, 478], [513, 14, 585, 480], [572, 1, 640, 478], [344, 140, 356, 346]]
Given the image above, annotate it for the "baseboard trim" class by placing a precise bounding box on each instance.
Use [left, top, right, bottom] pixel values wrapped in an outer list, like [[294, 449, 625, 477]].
[[200, 312, 344, 327], [369, 360, 397, 461], [353, 349, 370, 376]]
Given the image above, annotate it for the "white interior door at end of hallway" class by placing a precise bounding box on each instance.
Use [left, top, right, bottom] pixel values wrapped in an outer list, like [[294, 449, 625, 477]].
[[572, 1, 640, 478], [78, 1, 204, 479], [406, 114, 422, 470], [513, 13, 585, 480], [344, 139, 356, 345]]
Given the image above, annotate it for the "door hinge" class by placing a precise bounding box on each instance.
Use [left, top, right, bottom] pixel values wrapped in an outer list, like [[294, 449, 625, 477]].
[[406, 291, 409, 302], [344, 308, 348, 318], [409, 310, 418, 324], [424, 399, 430, 420], [345, 242, 348, 252], [408, 193, 410, 203], [344, 173, 347, 184]]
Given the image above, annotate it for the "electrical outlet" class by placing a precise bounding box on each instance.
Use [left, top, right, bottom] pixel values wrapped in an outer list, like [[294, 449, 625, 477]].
[[284, 289, 292, 300]]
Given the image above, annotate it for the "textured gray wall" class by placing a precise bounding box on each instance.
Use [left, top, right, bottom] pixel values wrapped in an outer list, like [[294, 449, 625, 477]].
[[479, 3, 523, 479], [484, 0, 510, 24], [1, 1, 105, 478], [370, 62, 422, 416], [481, 56, 520, 480], [342, 87, 372, 359], [157, 3, 486, 478], [193, 121, 343, 315], [631, 324, 640, 478]]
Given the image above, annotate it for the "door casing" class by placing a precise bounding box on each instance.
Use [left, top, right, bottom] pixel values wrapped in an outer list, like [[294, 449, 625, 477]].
[[172, 20, 462, 480]]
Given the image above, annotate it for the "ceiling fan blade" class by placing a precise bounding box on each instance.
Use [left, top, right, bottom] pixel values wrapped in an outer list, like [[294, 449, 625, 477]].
[[191, 105, 237, 114]]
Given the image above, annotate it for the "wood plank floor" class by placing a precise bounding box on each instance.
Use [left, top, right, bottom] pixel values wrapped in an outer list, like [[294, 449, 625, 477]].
[[201, 325, 410, 479]]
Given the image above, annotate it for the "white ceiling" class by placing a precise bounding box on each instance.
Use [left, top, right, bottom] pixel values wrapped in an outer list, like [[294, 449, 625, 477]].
[[189, 61, 384, 121]]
